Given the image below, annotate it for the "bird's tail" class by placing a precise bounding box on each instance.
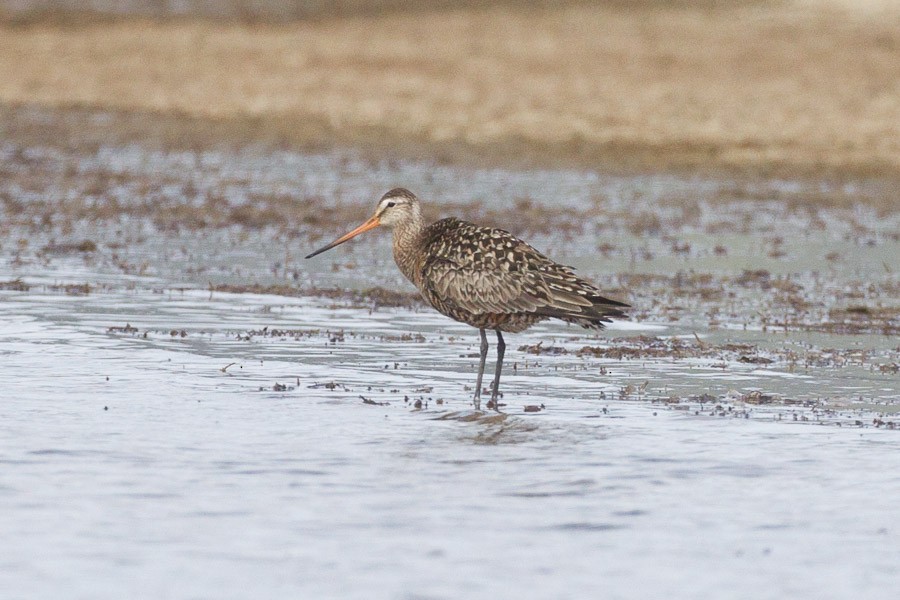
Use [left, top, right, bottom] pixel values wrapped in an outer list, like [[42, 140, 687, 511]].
[[537, 293, 629, 330]]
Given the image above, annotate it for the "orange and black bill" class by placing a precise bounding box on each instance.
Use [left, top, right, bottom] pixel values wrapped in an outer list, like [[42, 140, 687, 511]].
[[304, 215, 381, 259]]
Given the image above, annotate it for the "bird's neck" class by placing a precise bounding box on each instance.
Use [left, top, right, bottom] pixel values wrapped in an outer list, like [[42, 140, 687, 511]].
[[392, 213, 427, 286]]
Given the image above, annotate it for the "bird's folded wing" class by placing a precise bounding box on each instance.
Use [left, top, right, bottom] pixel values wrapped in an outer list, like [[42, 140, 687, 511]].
[[422, 257, 597, 316]]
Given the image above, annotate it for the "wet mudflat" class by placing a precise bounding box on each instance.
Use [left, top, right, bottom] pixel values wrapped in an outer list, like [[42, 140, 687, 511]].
[[1, 139, 899, 598]]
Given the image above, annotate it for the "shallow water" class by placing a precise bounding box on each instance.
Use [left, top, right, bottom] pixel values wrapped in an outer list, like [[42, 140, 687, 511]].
[[1, 141, 899, 598], [1, 288, 900, 599]]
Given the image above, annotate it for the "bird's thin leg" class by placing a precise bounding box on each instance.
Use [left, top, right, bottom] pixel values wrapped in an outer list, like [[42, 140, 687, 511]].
[[489, 329, 505, 410], [473, 328, 489, 411]]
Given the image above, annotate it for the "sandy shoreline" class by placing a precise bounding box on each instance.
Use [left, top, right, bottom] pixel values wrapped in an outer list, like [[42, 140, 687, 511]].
[[1, 2, 898, 178]]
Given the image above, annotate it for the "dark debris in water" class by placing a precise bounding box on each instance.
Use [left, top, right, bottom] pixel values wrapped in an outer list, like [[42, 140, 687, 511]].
[[244, 326, 328, 340], [107, 323, 139, 334], [2, 280, 93, 296], [633, 390, 900, 429], [54, 283, 91, 296], [520, 334, 898, 374], [738, 355, 774, 365], [0, 278, 30, 291], [359, 395, 388, 406], [516, 341, 569, 356], [40, 240, 98, 254], [521, 336, 771, 363], [210, 283, 423, 309], [308, 381, 349, 391]]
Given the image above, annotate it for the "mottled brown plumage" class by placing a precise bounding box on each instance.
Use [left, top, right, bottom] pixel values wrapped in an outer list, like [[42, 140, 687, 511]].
[[306, 188, 629, 410]]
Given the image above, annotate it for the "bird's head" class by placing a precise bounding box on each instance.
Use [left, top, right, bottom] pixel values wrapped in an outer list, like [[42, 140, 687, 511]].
[[372, 187, 420, 227], [305, 188, 420, 259]]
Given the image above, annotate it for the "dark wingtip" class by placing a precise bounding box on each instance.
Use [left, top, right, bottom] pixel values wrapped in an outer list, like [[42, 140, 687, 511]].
[[591, 295, 630, 309]]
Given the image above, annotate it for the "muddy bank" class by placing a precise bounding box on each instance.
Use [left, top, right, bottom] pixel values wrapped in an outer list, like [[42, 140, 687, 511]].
[[2, 139, 897, 339], [2, 116, 898, 240]]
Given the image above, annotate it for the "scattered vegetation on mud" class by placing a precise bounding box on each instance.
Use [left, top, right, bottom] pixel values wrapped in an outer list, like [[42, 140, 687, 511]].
[[0, 279, 92, 295], [518, 335, 898, 375], [2, 111, 896, 419], [613, 270, 900, 336], [2, 118, 899, 244], [208, 283, 424, 309]]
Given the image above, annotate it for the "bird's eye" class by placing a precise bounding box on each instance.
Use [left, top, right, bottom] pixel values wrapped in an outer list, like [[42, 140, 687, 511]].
[[386, 201, 396, 208]]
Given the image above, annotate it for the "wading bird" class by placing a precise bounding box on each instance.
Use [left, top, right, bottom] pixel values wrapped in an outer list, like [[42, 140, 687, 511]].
[[306, 188, 628, 410]]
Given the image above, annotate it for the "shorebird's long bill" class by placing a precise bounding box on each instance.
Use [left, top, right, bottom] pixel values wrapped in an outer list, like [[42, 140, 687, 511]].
[[305, 215, 381, 259]]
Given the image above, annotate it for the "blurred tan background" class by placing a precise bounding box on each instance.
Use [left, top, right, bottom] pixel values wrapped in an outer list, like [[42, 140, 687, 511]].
[[1, 0, 898, 177]]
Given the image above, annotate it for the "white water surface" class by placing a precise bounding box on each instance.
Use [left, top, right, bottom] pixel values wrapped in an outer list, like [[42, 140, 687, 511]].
[[1, 287, 899, 600]]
